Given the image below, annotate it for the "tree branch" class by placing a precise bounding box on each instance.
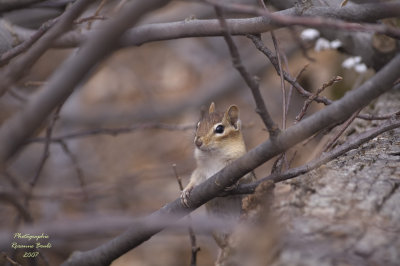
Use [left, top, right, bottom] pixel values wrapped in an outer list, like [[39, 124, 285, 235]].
[[5, 2, 399, 49], [27, 123, 194, 143], [0, 17, 57, 67], [214, 6, 280, 138], [204, 0, 400, 39]]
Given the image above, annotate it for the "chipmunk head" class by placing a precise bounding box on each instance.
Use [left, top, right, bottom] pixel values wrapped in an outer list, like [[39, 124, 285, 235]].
[[194, 102, 244, 156]]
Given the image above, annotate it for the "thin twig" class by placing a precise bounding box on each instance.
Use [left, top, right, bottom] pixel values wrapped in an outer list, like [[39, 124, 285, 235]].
[[172, 164, 200, 266], [357, 110, 400, 121], [258, 0, 287, 169], [248, 34, 332, 105], [58, 140, 88, 199], [323, 108, 362, 152], [214, 6, 280, 138], [286, 64, 309, 117], [24, 81, 47, 87], [29, 106, 62, 188], [7, 88, 27, 102], [295, 76, 343, 122], [258, 0, 286, 130], [0, 189, 33, 222], [0, 18, 58, 67], [75, 15, 106, 24], [86, 0, 108, 29], [1, 252, 22, 266], [27, 123, 194, 143], [271, 33, 287, 130], [271, 34, 287, 170], [112, 0, 128, 14]]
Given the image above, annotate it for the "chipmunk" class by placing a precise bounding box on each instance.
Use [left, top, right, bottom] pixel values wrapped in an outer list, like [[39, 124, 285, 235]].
[[181, 102, 256, 249]]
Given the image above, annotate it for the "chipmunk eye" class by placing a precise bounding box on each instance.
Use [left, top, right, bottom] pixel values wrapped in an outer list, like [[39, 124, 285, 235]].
[[214, 124, 224, 134]]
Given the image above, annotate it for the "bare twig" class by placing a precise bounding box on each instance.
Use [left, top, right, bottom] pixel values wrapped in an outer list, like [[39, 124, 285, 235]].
[[75, 15, 107, 24], [267, 7, 288, 170], [172, 164, 200, 266], [295, 76, 343, 122], [341, 0, 349, 8], [29, 105, 62, 188], [58, 140, 88, 199], [0, 188, 32, 223], [24, 81, 47, 87], [248, 34, 332, 105], [272, 33, 287, 129], [287, 75, 341, 173], [86, 0, 108, 29], [7, 88, 27, 102], [323, 108, 362, 152], [1, 251, 22, 266], [27, 123, 194, 143], [258, 0, 287, 130], [0, 18, 58, 67], [23, 105, 63, 223], [113, 0, 128, 14], [214, 6, 280, 138], [286, 64, 309, 116], [357, 110, 400, 121]]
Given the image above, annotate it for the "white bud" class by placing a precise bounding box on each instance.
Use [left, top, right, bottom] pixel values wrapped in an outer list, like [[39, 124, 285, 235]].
[[314, 38, 330, 52], [300, 28, 320, 41]]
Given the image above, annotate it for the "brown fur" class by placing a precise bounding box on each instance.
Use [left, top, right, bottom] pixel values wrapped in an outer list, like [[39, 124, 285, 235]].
[[196, 112, 224, 138]]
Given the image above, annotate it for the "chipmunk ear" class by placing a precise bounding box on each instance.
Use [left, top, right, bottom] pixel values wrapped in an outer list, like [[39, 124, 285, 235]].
[[224, 105, 240, 130], [209, 102, 216, 114]]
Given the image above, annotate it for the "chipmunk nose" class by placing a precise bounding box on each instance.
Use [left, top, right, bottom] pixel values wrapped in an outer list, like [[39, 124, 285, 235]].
[[194, 137, 203, 148]]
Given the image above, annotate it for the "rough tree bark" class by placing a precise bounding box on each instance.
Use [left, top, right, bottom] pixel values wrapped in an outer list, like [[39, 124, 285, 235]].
[[276, 91, 400, 265], [273, 90, 400, 266]]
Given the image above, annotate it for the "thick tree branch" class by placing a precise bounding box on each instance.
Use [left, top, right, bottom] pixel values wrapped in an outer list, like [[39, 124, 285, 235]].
[[205, 0, 400, 39], [61, 53, 400, 266], [0, 0, 172, 169], [5, 2, 399, 50]]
